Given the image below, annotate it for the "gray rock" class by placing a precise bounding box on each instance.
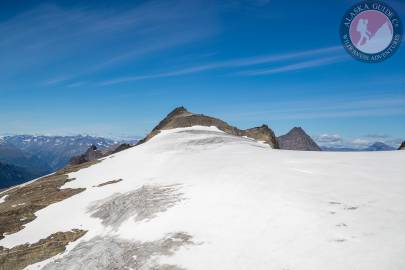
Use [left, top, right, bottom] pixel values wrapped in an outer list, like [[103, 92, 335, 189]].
[[69, 145, 103, 165], [278, 127, 321, 151]]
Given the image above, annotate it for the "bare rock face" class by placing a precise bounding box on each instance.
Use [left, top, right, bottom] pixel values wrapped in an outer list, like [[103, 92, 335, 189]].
[[398, 141, 405, 150], [69, 143, 133, 166], [69, 145, 103, 166], [278, 127, 321, 151], [106, 143, 132, 155], [0, 229, 87, 270], [244, 125, 279, 148], [137, 107, 279, 148]]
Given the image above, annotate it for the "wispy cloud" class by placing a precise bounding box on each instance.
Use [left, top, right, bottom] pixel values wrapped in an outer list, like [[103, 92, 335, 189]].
[[99, 46, 344, 85], [235, 55, 349, 76], [267, 107, 405, 120], [220, 96, 405, 121], [0, 0, 219, 82], [313, 134, 343, 144]]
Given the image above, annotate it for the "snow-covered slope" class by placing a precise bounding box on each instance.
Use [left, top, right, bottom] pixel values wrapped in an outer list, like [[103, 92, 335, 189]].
[[1, 126, 404, 270]]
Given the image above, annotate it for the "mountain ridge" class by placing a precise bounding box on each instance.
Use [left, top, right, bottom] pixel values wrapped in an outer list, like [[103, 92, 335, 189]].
[[137, 106, 279, 148]]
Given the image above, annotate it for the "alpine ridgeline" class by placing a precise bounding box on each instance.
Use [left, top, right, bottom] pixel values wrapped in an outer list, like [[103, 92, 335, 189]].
[[277, 127, 321, 151], [137, 106, 279, 148]]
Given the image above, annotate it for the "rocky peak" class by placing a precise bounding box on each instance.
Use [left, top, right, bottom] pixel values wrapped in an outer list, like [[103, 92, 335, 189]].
[[398, 141, 405, 150], [137, 107, 279, 148], [244, 125, 279, 148], [278, 127, 321, 151], [69, 145, 103, 165], [289, 127, 305, 134], [88, 144, 98, 151], [69, 143, 133, 166], [167, 106, 190, 117]]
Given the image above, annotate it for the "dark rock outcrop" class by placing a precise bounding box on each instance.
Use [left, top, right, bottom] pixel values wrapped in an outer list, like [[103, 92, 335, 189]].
[[278, 127, 321, 151], [69, 143, 133, 166], [399, 141, 405, 150], [137, 107, 279, 148], [69, 145, 103, 166], [103, 143, 132, 156], [0, 229, 87, 270]]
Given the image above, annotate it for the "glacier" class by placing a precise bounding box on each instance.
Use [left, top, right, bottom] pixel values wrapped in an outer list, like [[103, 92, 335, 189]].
[[0, 126, 404, 270]]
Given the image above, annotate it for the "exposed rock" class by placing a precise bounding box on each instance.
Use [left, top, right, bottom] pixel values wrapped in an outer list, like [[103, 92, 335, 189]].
[[101, 143, 133, 156], [69, 143, 133, 166], [0, 229, 87, 270], [69, 145, 103, 165], [94, 179, 123, 187], [137, 106, 279, 148], [278, 127, 321, 151], [398, 141, 405, 150], [244, 125, 279, 147], [0, 161, 97, 240]]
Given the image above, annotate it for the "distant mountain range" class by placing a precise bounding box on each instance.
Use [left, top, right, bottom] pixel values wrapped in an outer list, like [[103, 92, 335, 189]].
[[0, 135, 137, 189], [0, 139, 51, 181], [321, 142, 396, 152]]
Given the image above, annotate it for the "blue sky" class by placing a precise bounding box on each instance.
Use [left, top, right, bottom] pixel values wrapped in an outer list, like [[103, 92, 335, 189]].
[[0, 0, 404, 145]]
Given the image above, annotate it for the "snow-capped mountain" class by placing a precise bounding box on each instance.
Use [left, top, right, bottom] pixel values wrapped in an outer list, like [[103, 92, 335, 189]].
[[4, 135, 120, 170], [0, 108, 404, 270], [0, 135, 138, 189]]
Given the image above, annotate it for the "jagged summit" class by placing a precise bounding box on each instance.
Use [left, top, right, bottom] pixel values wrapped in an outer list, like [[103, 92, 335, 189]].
[[69, 145, 103, 165], [399, 141, 405, 150], [138, 107, 279, 148], [69, 143, 132, 166], [289, 127, 305, 134], [278, 127, 321, 151]]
